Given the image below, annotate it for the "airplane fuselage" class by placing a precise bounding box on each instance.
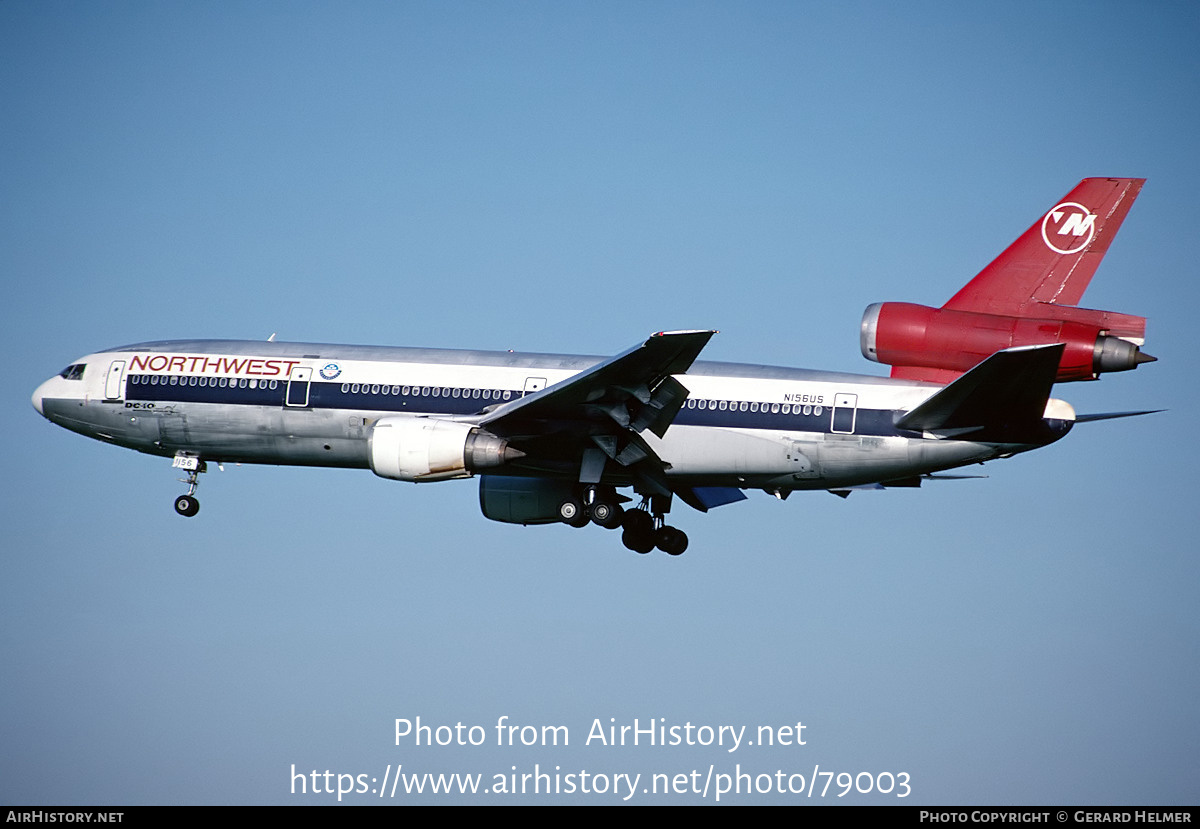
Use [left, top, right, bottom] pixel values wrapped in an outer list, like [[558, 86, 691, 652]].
[[32, 338, 1061, 495]]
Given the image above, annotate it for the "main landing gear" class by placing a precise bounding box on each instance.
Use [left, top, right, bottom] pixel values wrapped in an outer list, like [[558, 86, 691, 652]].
[[172, 453, 206, 517], [557, 487, 625, 530], [557, 488, 688, 556], [619, 506, 688, 556]]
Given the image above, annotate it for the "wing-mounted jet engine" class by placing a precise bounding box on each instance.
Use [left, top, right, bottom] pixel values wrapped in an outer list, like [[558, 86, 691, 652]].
[[860, 178, 1154, 384], [369, 417, 523, 482]]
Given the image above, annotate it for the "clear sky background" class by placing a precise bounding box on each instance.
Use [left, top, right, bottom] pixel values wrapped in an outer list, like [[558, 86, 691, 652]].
[[3, 1, 1198, 805]]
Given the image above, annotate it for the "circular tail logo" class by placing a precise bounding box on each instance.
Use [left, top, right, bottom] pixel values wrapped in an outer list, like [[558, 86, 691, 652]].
[[1041, 202, 1096, 254]]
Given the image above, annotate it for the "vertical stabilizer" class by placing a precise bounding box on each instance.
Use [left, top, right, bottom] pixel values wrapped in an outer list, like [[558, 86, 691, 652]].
[[943, 177, 1144, 316]]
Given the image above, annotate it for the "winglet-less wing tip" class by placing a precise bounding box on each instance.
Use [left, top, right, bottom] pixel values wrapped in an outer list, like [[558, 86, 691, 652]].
[[652, 329, 719, 337]]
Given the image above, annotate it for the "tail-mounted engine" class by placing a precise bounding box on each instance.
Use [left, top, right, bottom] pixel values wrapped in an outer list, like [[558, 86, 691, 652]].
[[860, 302, 1154, 383], [369, 416, 523, 482]]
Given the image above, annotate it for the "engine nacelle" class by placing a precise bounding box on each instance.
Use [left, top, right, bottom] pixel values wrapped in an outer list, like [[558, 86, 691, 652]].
[[861, 302, 1152, 382], [478, 475, 578, 525], [369, 416, 519, 482]]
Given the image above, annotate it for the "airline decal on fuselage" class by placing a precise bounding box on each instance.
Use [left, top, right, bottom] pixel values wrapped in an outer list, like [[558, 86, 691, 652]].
[[128, 354, 302, 377]]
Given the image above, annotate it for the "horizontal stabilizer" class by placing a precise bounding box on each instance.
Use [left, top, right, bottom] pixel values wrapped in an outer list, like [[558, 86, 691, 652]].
[[828, 472, 989, 497], [895, 344, 1064, 437], [1075, 409, 1163, 423]]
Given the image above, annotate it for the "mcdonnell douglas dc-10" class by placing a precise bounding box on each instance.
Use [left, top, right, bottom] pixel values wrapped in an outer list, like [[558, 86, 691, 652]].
[[32, 178, 1156, 555]]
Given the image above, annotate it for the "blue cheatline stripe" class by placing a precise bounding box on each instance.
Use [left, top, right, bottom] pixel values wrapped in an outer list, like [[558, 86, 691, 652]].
[[123, 375, 907, 437]]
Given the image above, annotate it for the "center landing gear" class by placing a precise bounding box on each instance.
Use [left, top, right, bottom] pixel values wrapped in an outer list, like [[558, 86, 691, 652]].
[[172, 454, 206, 517]]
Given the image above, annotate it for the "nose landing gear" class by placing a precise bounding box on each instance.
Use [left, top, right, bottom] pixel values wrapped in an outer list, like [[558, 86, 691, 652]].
[[172, 453, 206, 517]]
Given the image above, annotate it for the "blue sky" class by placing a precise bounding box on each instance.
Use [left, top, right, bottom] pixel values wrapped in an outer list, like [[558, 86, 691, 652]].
[[3, 1, 1198, 804]]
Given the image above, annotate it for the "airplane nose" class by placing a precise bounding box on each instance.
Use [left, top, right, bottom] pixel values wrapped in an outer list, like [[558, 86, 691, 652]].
[[32, 379, 49, 416]]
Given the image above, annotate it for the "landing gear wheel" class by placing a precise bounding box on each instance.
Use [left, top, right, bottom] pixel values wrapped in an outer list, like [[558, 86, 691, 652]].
[[590, 501, 624, 529], [558, 498, 590, 528], [621, 509, 654, 537], [622, 529, 655, 554], [174, 494, 200, 517], [655, 526, 688, 556]]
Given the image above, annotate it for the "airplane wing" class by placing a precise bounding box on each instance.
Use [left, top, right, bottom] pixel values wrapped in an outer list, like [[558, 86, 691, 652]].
[[477, 330, 716, 495]]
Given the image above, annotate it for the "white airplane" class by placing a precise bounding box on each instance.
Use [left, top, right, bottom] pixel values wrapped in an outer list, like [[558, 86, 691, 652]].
[[32, 178, 1156, 555]]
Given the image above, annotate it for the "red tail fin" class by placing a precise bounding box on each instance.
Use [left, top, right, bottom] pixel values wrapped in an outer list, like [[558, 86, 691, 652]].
[[861, 178, 1152, 384], [944, 177, 1144, 315]]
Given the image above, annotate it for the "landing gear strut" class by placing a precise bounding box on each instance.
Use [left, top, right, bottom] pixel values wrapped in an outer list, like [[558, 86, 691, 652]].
[[172, 453, 206, 517]]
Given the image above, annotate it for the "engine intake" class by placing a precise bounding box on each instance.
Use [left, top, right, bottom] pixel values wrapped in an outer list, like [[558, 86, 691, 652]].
[[369, 417, 522, 482]]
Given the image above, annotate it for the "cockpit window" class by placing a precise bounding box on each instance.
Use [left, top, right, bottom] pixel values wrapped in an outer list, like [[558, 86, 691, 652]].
[[58, 364, 86, 381]]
